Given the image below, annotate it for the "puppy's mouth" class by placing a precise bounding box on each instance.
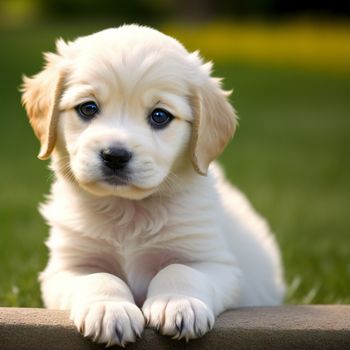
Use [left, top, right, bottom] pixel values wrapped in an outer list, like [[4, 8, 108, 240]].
[[101, 175, 157, 192], [102, 174, 130, 186], [78, 169, 159, 199], [98, 173, 158, 199], [101, 169, 159, 192], [100, 164, 132, 186]]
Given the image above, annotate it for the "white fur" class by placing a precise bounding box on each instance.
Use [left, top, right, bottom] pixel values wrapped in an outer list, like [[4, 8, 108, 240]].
[[23, 25, 285, 347]]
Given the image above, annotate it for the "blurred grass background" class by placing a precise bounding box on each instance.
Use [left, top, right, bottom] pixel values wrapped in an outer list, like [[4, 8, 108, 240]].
[[0, 0, 349, 306]]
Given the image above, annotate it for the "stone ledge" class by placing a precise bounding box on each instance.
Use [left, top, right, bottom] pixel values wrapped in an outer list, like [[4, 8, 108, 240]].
[[0, 306, 349, 349]]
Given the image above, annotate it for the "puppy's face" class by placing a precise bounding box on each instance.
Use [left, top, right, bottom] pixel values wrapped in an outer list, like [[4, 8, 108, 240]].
[[22, 26, 237, 199], [60, 47, 193, 199]]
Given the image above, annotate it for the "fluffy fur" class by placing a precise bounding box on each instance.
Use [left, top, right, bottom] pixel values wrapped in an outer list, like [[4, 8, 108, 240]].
[[22, 24, 285, 347]]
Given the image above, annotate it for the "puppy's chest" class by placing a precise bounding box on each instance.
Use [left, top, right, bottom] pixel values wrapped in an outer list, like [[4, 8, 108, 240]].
[[121, 248, 181, 306], [90, 200, 193, 305], [101, 215, 183, 306]]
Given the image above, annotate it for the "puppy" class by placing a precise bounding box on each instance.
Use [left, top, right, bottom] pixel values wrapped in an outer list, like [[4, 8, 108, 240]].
[[22, 25, 285, 347]]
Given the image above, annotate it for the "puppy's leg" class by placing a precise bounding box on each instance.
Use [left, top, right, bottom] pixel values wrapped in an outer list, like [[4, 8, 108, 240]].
[[142, 262, 240, 340], [41, 270, 145, 347]]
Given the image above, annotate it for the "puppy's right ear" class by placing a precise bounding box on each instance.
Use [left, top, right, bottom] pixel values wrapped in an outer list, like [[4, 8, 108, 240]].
[[21, 48, 66, 160]]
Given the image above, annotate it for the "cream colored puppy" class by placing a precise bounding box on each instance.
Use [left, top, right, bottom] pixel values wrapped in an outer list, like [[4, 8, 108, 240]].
[[22, 24, 285, 347]]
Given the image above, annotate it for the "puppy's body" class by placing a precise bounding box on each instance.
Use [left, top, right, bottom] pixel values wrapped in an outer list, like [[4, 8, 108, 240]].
[[41, 163, 283, 308], [22, 25, 285, 346]]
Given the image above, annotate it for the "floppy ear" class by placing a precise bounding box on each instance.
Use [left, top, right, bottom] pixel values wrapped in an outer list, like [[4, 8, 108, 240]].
[[21, 51, 65, 160], [190, 61, 238, 175]]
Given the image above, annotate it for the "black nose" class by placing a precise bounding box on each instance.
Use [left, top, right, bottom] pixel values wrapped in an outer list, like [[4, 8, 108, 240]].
[[100, 147, 132, 170]]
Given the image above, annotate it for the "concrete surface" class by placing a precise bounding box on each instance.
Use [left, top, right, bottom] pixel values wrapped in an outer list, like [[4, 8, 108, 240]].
[[0, 306, 349, 349]]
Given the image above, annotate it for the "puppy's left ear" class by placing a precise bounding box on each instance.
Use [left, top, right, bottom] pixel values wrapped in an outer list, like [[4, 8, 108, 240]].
[[21, 49, 66, 160], [189, 56, 238, 175]]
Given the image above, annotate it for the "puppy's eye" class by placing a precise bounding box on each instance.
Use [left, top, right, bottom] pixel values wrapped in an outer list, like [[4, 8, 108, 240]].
[[148, 108, 173, 129], [75, 101, 99, 120]]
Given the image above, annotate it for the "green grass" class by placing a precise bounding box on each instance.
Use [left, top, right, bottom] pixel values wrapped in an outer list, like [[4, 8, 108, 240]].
[[0, 23, 349, 306], [218, 64, 350, 304]]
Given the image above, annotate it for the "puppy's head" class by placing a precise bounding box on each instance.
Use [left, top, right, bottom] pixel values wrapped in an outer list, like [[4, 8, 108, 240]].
[[22, 25, 237, 199]]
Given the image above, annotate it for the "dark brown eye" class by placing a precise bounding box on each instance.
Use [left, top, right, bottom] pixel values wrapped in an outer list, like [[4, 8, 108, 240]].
[[148, 108, 173, 129], [75, 101, 99, 120]]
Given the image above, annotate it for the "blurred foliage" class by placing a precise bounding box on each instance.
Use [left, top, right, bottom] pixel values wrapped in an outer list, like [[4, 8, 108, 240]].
[[165, 21, 350, 74], [0, 0, 349, 27]]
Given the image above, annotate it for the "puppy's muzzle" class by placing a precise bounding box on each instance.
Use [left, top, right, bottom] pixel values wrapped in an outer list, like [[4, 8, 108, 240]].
[[100, 147, 132, 171]]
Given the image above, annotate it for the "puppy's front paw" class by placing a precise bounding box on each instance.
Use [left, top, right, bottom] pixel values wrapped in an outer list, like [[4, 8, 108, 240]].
[[142, 294, 215, 340], [71, 301, 145, 347]]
